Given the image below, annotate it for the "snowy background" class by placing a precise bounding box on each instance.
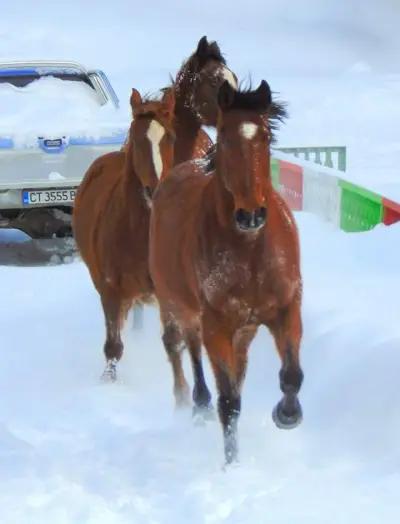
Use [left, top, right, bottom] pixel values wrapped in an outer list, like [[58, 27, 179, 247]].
[[1, 1, 400, 522]]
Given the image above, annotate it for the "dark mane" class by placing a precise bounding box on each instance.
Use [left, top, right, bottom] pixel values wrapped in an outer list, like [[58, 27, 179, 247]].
[[229, 87, 269, 112], [225, 84, 288, 143], [269, 98, 288, 142]]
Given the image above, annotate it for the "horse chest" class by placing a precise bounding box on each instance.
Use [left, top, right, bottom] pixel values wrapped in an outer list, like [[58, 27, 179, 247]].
[[199, 247, 298, 323], [200, 252, 258, 316]]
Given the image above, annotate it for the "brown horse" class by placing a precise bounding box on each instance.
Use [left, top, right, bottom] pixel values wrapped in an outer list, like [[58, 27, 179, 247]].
[[150, 81, 304, 463], [73, 88, 176, 381], [74, 37, 237, 382]]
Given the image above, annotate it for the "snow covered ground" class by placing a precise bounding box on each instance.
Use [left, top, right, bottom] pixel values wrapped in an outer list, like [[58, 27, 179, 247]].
[[1, 1, 400, 522], [1, 215, 400, 523]]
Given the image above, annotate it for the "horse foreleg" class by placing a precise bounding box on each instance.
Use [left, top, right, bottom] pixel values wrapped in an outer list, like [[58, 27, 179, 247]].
[[233, 325, 258, 390], [203, 319, 241, 464], [162, 320, 190, 408], [100, 292, 124, 382], [184, 327, 213, 421], [269, 298, 304, 430]]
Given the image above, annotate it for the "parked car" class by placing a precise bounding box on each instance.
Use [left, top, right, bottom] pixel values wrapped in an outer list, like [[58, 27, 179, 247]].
[[0, 60, 127, 244]]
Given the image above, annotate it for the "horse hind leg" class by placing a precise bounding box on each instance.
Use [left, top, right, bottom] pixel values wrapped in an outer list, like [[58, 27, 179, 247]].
[[162, 319, 191, 408], [100, 292, 125, 383], [269, 299, 304, 430], [183, 326, 214, 422]]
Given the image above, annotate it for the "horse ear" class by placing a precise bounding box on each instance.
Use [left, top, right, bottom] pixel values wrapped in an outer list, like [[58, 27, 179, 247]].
[[218, 80, 235, 111], [161, 88, 175, 118], [196, 36, 209, 57], [256, 80, 272, 107], [130, 88, 142, 110]]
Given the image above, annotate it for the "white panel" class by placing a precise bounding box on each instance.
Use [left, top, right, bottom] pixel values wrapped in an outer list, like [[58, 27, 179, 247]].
[[303, 167, 341, 227]]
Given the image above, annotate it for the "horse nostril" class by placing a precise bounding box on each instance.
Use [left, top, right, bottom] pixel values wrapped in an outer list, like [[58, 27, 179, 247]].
[[144, 186, 153, 200], [235, 208, 248, 225], [256, 207, 267, 227], [235, 207, 267, 231]]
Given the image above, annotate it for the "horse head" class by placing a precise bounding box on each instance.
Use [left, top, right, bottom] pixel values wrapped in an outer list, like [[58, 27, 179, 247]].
[[128, 87, 176, 205], [175, 36, 238, 127], [216, 80, 286, 232]]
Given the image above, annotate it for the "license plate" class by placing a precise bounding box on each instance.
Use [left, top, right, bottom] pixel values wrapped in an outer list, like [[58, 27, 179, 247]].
[[22, 188, 77, 206]]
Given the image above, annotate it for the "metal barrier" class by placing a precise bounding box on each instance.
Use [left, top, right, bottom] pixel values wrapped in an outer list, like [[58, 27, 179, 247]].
[[276, 146, 346, 172], [273, 149, 400, 232]]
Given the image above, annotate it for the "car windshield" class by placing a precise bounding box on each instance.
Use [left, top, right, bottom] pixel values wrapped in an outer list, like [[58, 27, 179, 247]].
[[0, 70, 95, 89]]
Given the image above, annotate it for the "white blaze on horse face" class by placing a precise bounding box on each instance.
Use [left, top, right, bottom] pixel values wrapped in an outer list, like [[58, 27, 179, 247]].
[[240, 122, 258, 140], [221, 66, 237, 88], [146, 120, 165, 179]]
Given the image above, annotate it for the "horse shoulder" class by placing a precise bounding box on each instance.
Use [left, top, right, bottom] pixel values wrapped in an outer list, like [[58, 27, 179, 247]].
[[74, 151, 128, 268], [252, 191, 302, 310]]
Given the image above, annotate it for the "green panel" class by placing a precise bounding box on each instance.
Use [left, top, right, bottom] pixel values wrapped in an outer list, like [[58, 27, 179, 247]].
[[270, 157, 280, 190], [339, 180, 383, 232]]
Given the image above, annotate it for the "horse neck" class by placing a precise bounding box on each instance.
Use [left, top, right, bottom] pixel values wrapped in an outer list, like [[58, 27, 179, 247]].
[[122, 141, 147, 211], [174, 113, 203, 165], [173, 68, 206, 164], [174, 65, 199, 121]]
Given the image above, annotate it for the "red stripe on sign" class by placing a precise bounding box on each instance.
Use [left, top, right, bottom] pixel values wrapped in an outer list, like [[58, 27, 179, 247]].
[[383, 197, 400, 225], [279, 161, 303, 211]]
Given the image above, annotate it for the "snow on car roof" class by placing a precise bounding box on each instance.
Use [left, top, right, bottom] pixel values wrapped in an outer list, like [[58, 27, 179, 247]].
[[0, 75, 129, 147]]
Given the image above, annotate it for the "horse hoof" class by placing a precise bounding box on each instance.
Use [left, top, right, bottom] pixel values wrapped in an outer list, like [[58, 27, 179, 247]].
[[272, 399, 303, 430], [101, 360, 118, 383], [174, 395, 191, 411], [223, 456, 240, 470], [192, 404, 215, 425]]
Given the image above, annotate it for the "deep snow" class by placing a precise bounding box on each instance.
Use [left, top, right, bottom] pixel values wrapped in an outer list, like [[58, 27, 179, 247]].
[[1, 215, 400, 523]]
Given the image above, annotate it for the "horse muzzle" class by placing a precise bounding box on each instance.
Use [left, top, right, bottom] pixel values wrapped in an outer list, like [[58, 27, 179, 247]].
[[234, 207, 267, 232]]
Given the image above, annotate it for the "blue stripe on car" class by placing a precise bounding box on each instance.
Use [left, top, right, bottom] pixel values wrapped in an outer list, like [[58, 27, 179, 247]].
[[0, 132, 127, 150], [69, 132, 127, 146], [0, 137, 14, 148], [0, 69, 38, 76]]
